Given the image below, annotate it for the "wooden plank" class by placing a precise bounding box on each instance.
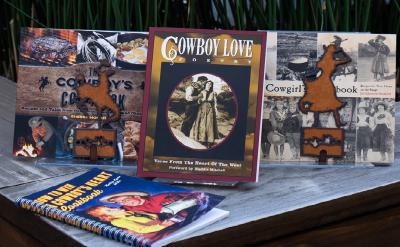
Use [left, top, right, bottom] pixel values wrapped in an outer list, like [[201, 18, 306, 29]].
[[0, 216, 46, 247], [0, 154, 85, 188], [173, 181, 400, 246], [1, 157, 400, 247], [262, 205, 400, 246]]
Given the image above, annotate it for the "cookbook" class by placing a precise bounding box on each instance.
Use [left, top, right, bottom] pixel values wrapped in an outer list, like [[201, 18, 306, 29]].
[[13, 27, 148, 164], [261, 31, 396, 164], [16, 168, 228, 247]]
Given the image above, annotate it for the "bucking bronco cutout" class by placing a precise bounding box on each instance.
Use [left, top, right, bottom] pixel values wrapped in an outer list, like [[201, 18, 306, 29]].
[[74, 60, 120, 160], [299, 44, 350, 161], [75, 59, 121, 127]]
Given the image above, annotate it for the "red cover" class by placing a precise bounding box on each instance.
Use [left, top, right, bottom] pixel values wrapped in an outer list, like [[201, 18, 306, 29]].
[[138, 27, 266, 182]]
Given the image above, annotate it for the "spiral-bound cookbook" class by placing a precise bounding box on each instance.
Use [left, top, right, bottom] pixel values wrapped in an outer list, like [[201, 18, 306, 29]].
[[16, 168, 228, 247]]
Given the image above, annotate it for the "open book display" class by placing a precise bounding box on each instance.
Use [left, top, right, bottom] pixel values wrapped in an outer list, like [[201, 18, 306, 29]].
[[12, 28, 397, 168], [261, 31, 396, 164], [13, 28, 147, 164]]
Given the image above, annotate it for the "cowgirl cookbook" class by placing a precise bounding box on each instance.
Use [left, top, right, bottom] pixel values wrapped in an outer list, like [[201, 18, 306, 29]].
[[13, 27, 147, 164], [16, 168, 228, 247], [261, 31, 396, 164], [138, 28, 266, 182]]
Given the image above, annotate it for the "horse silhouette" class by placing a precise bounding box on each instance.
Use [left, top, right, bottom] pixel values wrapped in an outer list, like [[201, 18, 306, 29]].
[[299, 44, 351, 128], [75, 60, 120, 126]]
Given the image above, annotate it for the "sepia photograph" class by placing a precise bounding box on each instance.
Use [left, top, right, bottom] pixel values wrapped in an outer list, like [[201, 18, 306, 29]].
[[317, 33, 358, 83], [276, 32, 318, 81], [167, 73, 237, 150], [356, 98, 395, 163], [357, 34, 397, 82]]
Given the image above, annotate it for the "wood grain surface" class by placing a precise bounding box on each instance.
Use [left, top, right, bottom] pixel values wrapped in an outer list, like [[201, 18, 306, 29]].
[[0, 76, 399, 247]]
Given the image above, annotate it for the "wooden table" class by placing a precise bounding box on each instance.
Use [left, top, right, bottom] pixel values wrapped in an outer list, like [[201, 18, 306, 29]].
[[1, 76, 399, 247]]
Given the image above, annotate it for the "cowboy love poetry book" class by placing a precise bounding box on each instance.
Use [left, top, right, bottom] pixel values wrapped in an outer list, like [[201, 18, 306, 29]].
[[16, 168, 228, 247], [138, 28, 266, 182]]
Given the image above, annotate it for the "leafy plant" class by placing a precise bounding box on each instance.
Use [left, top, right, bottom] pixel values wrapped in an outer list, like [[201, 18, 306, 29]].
[[1, 0, 399, 89]]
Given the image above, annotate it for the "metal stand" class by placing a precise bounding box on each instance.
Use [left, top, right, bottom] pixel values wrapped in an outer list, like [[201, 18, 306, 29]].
[[34, 157, 135, 168], [153, 178, 238, 187]]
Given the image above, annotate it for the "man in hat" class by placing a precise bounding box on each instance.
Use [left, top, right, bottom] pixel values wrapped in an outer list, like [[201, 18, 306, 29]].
[[181, 76, 208, 136], [100, 191, 207, 220], [331, 35, 348, 49], [368, 35, 390, 81], [28, 116, 55, 156], [86, 205, 176, 235]]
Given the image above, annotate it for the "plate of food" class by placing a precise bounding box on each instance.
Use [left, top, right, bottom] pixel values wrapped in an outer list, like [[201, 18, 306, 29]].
[[116, 33, 148, 68]]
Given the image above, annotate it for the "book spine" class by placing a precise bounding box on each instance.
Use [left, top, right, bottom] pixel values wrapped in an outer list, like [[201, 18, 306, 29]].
[[15, 197, 148, 247]]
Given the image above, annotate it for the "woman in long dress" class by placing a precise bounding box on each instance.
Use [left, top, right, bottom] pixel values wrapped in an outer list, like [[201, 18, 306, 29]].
[[368, 35, 390, 81], [190, 80, 219, 148]]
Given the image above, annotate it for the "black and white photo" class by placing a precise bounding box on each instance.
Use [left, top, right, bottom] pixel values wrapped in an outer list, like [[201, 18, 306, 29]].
[[357, 34, 396, 82], [356, 98, 395, 163], [77, 31, 118, 65], [276, 32, 317, 81], [261, 97, 304, 161], [318, 33, 358, 83]]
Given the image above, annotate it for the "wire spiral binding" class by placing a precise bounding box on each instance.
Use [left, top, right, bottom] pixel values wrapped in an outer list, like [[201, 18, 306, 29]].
[[15, 197, 139, 246]]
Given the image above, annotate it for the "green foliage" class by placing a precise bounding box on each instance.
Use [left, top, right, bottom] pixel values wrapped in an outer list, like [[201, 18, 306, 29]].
[[0, 0, 399, 82]]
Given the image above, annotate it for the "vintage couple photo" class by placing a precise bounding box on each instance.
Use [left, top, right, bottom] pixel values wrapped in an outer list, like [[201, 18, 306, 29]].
[[167, 73, 237, 150]]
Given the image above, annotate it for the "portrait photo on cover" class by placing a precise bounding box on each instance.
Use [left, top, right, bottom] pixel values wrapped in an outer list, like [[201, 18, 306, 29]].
[[167, 73, 237, 150], [357, 34, 397, 82]]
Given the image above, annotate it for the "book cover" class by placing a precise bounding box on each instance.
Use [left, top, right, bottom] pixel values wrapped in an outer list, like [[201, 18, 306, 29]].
[[261, 31, 396, 164], [13, 27, 147, 163], [16, 168, 227, 247], [138, 27, 266, 182]]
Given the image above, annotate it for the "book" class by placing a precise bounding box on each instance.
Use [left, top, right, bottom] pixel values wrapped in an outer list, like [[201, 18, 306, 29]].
[[16, 168, 228, 247], [138, 27, 267, 182], [261, 31, 396, 164], [13, 27, 147, 164]]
